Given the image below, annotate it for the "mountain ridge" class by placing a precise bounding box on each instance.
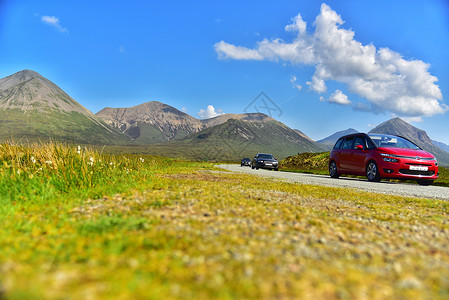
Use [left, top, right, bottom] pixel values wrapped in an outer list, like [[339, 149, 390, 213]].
[[159, 118, 324, 160], [0, 70, 131, 144], [96, 101, 278, 143]]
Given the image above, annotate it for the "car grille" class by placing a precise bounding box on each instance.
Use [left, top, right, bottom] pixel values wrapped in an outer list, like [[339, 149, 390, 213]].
[[388, 154, 435, 161], [399, 169, 435, 176]]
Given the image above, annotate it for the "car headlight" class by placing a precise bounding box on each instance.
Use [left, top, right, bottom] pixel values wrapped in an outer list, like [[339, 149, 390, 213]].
[[380, 153, 399, 163], [382, 157, 398, 163]]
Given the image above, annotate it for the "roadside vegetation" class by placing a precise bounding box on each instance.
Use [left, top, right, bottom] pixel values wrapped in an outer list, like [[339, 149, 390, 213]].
[[280, 152, 449, 187], [1, 143, 449, 299]]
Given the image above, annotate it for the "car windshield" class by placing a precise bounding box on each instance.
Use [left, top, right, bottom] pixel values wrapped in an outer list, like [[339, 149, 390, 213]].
[[258, 154, 274, 159], [368, 134, 421, 150]]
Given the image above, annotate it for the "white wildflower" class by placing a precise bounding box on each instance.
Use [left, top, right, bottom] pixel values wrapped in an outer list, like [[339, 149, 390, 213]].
[[140, 157, 145, 163], [88, 157, 94, 166], [31, 156, 36, 164], [45, 160, 52, 165], [77, 145, 81, 154]]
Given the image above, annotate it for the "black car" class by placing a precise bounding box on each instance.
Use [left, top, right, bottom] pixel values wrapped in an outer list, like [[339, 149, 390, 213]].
[[251, 153, 279, 171], [241, 158, 251, 167]]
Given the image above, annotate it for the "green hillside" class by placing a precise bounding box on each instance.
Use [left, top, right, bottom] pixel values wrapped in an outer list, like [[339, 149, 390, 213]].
[[0, 108, 131, 145], [0, 70, 131, 145], [155, 118, 325, 161]]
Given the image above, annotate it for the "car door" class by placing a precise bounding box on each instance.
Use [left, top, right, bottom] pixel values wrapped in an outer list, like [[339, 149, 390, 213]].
[[338, 137, 354, 172], [348, 136, 368, 175]]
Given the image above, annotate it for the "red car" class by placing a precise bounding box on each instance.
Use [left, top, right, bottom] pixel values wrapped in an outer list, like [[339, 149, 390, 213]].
[[329, 133, 438, 185]]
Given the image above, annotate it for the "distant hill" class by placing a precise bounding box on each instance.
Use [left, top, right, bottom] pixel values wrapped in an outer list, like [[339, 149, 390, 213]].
[[96, 101, 204, 143], [155, 118, 325, 161], [433, 140, 449, 153], [96, 101, 279, 144], [0, 70, 131, 144], [317, 128, 358, 150], [369, 118, 449, 166]]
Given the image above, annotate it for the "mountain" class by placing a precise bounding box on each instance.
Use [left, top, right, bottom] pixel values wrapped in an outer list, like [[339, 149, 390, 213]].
[[96, 101, 325, 160], [96, 101, 204, 143], [96, 101, 281, 144], [0, 70, 131, 144], [433, 140, 449, 153], [158, 118, 325, 161], [317, 128, 359, 150], [369, 118, 449, 166]]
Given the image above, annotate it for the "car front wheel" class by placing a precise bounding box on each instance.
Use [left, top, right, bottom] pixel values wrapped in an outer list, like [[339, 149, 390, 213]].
[[417, 179, 433, 186], [366, 161, 381, 182], [329, 161, 339, 178]]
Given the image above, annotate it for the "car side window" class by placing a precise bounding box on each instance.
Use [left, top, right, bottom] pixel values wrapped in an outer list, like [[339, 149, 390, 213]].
[[334, 139, 344, 149], [341, 137, 354, 149], [354, 137, 365, 149]]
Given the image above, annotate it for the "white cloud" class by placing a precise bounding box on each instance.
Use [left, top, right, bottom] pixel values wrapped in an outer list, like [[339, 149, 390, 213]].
[[214, 3, 447, 118], [41, 15, 68, 33], [289, 76, 302, 91], [306, 75, 327, 93], [198, 105, 224, 119], [327, 90, 351, 105], [215, 41, 264, 60]]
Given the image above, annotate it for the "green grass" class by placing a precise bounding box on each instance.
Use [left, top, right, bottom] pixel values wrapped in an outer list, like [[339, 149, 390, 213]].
[[1, 143, 449, 299]]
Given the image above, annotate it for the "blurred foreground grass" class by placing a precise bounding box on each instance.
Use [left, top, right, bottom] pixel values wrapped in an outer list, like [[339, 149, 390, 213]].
[[1, 143, 449, 299]]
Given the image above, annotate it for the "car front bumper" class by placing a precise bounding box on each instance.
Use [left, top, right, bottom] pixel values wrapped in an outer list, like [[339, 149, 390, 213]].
[[257, 161, 279, 169], [378, 158, 438, 180]]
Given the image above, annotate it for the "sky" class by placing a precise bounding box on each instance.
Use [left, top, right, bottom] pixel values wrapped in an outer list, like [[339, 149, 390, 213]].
[[1, 0, 448, 143]]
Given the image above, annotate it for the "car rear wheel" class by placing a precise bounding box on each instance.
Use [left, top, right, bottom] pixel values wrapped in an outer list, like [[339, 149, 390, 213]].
[[366, 161, 381, 182], [329, 161, 339, 178]]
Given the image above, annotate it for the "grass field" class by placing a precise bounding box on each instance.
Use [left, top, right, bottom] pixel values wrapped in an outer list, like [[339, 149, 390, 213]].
[[1, 143, 449, 299]]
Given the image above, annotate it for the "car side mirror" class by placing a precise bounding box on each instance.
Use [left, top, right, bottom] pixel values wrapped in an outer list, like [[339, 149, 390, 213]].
[[355, 145, 364, 150]]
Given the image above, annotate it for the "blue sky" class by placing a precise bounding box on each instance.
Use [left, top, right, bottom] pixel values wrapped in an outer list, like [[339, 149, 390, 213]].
[[1, 0, 448, 143]]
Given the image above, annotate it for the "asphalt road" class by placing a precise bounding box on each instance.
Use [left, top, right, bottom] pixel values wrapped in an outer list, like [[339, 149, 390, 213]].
[[217, 164, 449, 201]]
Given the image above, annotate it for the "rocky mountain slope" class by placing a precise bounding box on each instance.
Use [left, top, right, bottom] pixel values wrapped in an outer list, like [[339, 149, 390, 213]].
[[96, 101, 203, 143], [369, 118, 449, 166], [0, 70, 130, 144], [96, 101, 279, 144]]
